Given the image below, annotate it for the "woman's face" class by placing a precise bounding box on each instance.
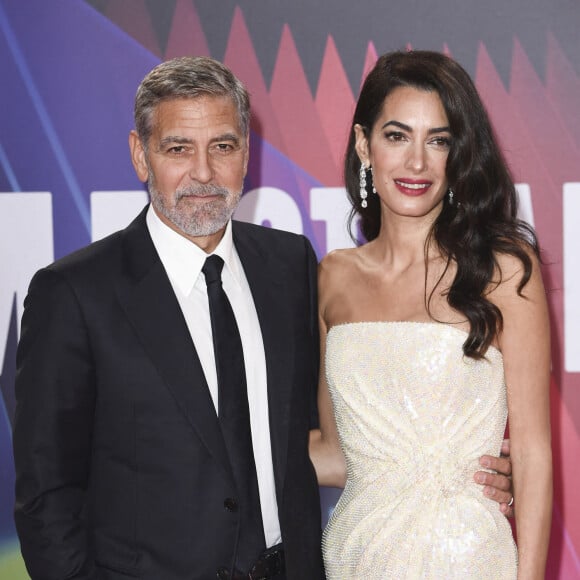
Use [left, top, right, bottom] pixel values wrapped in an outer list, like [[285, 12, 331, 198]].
[[355, 85, 451, 222]]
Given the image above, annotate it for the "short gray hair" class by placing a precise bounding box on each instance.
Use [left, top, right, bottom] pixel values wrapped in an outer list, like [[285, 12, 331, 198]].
[[134, 56, 251, 146]]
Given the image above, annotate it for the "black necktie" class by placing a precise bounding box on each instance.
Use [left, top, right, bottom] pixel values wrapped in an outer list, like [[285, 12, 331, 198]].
[[202, 255, 266, 571]]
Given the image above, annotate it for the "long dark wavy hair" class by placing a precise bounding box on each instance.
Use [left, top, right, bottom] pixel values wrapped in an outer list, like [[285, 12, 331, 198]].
[[345, 50, 539, 358]]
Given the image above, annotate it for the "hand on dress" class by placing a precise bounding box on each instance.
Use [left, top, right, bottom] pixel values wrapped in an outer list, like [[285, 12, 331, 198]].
[[474, 439, 514, 518]]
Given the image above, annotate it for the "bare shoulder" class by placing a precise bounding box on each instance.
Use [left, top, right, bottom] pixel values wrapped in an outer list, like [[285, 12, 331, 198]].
[[319, 247, 360, 280], [487, 246, 548, 342], [318, 247, 361, 302], [489, 245, 544, 300]]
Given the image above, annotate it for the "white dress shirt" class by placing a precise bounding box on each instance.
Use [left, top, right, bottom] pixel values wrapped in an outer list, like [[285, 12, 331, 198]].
[[146, 206, 282, 547]]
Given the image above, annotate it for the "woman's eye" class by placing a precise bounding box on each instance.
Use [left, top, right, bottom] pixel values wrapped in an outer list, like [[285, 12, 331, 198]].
[[430, 136, 451, 148], [385, 131, 406, 142]]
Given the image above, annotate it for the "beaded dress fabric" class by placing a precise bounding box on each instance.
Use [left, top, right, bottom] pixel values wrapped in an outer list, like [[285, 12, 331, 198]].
[[322, 322, 517, 579]]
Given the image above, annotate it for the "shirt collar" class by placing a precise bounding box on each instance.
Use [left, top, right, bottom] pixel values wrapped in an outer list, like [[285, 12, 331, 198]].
[[146, 205, 242, 295]]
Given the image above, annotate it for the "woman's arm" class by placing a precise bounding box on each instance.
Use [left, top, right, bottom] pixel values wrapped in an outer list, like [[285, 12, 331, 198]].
[[308, 259, 347, 488], [492, 250, 552, 579]]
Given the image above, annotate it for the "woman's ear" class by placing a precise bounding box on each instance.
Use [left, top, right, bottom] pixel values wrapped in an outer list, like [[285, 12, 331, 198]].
[[354, 124, 370, 168]]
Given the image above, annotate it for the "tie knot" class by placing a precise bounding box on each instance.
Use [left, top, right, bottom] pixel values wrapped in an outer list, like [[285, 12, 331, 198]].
[[202, 254, 225, 284]]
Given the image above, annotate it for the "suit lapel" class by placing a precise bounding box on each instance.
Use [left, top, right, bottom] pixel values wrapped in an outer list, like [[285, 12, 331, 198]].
[[116, 209, 232, 479], [233, 223, 294, 494]]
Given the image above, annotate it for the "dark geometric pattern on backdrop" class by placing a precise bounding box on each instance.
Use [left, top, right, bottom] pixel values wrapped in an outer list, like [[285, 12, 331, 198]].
[[84, 0, 580, 90]]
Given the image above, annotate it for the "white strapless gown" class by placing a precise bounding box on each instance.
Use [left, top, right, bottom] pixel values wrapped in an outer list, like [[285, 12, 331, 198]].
[[322, 322, 517, 579]]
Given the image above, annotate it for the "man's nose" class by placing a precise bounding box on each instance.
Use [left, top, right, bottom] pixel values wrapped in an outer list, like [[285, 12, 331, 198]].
[[188, 151, 213, 183]]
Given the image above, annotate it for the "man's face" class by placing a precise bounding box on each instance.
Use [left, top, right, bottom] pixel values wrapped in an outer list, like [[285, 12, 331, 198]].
[[130, 95, 249, 250]]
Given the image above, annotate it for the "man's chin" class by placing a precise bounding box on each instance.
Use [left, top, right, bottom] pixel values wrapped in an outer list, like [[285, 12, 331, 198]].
[[178, 213, 232, 238], [178, 193, 222, 201]]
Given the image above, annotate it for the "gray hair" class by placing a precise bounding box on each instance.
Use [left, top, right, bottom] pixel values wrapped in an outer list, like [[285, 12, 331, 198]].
[[134, 56, 250, 146]]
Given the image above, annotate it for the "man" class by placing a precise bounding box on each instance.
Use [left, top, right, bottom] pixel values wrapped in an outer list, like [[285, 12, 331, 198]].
[[13, 56, 512, 580]]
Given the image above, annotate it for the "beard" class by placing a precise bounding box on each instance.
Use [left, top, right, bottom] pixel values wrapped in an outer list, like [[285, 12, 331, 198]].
[[148, 179, 241, 238]]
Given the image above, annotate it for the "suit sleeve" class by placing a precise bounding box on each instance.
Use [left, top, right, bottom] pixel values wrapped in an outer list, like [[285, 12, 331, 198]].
[[303, 236, 320, 430], [13, 267, 99, 580]]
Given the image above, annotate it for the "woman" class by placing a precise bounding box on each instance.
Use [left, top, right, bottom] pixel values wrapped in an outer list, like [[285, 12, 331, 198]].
[[309, 51, 552, 579]]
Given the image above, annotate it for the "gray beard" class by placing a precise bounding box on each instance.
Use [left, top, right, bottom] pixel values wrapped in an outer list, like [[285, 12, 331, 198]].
[[149, 181, 241, 238]]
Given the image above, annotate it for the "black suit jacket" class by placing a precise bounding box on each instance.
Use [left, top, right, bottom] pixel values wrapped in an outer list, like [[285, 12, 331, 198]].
[[13, 207, 324, 580]]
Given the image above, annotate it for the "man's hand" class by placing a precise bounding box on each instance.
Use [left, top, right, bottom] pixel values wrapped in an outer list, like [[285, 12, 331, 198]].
[[474, 439, 514, 517]]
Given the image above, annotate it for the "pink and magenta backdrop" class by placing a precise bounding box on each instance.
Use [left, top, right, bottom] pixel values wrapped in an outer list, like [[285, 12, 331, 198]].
[[0, 1, 579, 577]]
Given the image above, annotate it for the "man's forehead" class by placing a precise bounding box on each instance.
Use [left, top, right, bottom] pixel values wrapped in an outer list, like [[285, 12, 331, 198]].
[[152, 96, 240, 126]]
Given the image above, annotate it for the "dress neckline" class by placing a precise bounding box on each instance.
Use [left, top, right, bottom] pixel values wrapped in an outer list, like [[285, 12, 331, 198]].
[[327, 320, 502, 358]]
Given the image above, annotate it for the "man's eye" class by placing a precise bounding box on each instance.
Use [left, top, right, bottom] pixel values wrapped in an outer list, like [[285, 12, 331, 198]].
[[168, 146, 186, 154], [215, 143, 234, 152]]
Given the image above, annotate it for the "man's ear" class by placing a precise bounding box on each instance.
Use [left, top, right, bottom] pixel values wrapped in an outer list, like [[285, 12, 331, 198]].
[[353, 123, 370, 168], [242, 134, 250, 176], [129, 130, 149, 183]]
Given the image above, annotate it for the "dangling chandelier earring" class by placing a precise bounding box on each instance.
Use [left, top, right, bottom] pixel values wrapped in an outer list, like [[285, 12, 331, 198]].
[[448, 187, 455, 205], [359, 164, 368, 208], [370, 166, 377, 194]]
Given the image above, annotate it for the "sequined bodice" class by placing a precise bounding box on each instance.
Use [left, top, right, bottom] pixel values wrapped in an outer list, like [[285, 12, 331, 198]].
[[322, 322, 517, 579]]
